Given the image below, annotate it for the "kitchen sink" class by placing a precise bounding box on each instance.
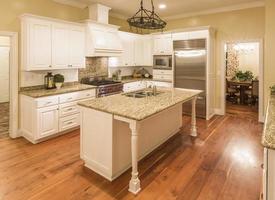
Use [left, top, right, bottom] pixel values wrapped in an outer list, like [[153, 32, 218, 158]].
[[123, 90, 162, 98]]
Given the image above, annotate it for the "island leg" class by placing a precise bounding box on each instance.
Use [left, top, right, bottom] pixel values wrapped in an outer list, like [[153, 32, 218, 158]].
[[129, 122, 141, 194], [190, 96, 198, 137]]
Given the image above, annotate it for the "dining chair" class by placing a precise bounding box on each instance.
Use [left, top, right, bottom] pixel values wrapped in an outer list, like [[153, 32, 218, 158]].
[[226, 79, 240, 104], [245, 80, 259, 105]]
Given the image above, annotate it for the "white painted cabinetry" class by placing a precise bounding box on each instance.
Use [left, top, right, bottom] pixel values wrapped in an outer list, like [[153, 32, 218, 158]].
[[153, 69, 173, 82], [263, 148, 275, 200], [153, 33, 173, 55], [108, 32, 152, 67], [21, 14, 86, 71], [20, 89, 96, 143], [123, 80, 172, 93]]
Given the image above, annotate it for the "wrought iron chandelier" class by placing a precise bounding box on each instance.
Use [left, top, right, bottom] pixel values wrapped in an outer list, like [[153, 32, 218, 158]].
[[127, 0, 167, 32]]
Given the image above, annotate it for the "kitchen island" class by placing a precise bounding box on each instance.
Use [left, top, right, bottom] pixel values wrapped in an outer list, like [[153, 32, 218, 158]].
[[78, 88, 201, 194]]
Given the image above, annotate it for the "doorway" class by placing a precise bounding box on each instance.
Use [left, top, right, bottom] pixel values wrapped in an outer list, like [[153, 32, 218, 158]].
[[221, 40, 263, 121], [0, 36, 10, 136]]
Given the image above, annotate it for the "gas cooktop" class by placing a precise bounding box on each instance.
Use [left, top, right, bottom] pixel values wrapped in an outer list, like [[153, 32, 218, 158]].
[[81, 77, 121, 86]]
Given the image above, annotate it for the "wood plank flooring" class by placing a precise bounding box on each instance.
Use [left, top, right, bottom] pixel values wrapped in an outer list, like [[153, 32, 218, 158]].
[[0, 114, 263, 200]]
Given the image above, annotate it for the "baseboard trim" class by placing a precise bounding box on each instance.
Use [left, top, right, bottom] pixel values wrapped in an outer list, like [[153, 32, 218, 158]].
[[214, 108, 224, 116]]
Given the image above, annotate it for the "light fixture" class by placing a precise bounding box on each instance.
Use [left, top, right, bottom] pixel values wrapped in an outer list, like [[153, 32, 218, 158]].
[[158, 4, 166, 9], [127, 0, 167, 32]]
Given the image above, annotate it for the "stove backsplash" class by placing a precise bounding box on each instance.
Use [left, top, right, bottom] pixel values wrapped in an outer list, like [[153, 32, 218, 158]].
[[79, 57, 108, 80]]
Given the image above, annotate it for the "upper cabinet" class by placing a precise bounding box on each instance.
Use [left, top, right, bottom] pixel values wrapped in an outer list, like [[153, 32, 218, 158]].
[[153, 33, 173, 55], [108, 32, 152, 67], [21, 15, 86, 71], [86, 22, 123, 57]]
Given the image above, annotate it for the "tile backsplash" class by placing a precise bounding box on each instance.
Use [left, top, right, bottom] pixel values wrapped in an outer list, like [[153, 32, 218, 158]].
[[20, 69, 79, 87], [78, 57, 108, 80]]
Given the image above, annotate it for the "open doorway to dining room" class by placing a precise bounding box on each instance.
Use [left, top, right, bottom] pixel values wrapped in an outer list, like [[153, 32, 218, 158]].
[[221, 40, 263, 122], [0, 36, 10, 136]]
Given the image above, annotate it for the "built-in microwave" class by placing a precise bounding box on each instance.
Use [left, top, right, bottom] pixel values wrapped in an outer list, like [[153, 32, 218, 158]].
[[153, 55, 172, 70]]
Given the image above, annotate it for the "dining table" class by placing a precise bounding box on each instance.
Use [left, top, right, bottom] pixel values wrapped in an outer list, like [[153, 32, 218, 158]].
[[227, 79, 252, 104]]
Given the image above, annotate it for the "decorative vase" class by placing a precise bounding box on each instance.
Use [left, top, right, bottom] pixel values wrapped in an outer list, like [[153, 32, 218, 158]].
[[55, 82, 63, 90]]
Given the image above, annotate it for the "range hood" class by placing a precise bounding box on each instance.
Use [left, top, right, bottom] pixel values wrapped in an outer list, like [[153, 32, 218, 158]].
[[85, 4, 123, 57]]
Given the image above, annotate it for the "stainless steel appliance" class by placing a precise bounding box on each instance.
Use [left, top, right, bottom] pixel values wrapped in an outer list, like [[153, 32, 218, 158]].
[[81, 77, 123, 97], [153, 55, 172, 70], [174, 39, 207, 118]]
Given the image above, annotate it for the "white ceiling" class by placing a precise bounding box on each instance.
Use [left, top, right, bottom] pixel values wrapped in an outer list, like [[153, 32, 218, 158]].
[[54, 0, 265, 19]]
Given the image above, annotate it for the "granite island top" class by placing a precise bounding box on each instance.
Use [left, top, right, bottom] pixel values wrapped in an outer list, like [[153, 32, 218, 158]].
[[20, 84, 97, 98], [78, 88, 202, 121], [262, 95, 275, 149]]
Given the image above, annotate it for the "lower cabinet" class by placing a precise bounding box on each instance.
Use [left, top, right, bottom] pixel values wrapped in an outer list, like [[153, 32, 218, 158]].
[[37, 105, 59, 138], [123, 80, 172, 93], [20, 89, 95, 144], [263, 148, 275, 200]]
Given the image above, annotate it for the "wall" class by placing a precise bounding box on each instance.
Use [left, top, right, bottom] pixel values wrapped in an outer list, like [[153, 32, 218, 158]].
[[115, 7, 265, 109], [265, 0, 275, 108], [0, 0, 89, 87], [0, 37, 10, 103]]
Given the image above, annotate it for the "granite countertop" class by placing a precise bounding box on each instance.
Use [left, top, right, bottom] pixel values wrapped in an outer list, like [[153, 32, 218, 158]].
[[262, 95, 275, 149], [20, 84, 97, 98], [78, 88, 202, 121]]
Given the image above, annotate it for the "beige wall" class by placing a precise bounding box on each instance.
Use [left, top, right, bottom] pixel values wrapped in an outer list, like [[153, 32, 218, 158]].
[[114, 7, 265, 109], [0, 0, 88, 32], [265, 0, 275, 108]]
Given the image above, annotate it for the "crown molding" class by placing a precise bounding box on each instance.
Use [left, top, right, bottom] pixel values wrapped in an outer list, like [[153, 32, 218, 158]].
[[52, 0, 87, 9], [163, 1, 265, 20]]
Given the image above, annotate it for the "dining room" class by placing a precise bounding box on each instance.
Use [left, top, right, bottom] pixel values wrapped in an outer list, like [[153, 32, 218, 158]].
[[224, 41, 262, 120]]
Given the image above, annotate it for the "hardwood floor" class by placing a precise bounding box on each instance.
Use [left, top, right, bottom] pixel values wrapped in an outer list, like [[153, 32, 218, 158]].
[[0, 114, 263, 200], [226, 101, 258, 120]]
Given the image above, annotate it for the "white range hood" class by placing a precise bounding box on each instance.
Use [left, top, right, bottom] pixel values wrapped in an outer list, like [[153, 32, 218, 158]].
[[85, 4, 123, 57]]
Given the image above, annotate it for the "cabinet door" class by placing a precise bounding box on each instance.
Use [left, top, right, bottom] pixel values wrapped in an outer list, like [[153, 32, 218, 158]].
[[153, 34, 172, 55], [134, 37, 144, 66], [52, 23, 70, 69], [119, 32, 135, 66], [142, 36, 153, 66], [69, 25, 85, 68], [37, 105, 59, 139], [29, 19, 52, 70]]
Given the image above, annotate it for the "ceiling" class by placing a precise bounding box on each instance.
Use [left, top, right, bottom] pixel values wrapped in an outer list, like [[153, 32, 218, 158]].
[[54, 0, 265, 19]]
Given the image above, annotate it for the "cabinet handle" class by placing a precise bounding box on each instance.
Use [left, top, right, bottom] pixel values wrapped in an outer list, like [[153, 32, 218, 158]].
[[86, 94, 91, 96], [66, 108, 73, 111], [67, 97, 73, 100], [45, 101, 52, 105], [49, 65, 52, 68], [65, 121, 73, 125]]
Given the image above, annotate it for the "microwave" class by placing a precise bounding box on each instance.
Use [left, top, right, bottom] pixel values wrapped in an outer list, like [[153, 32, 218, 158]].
[[153, 55, 172, 70]]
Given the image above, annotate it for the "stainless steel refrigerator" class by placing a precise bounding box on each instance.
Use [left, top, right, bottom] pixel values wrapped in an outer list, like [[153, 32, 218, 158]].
[[174, 39, 207, 118]]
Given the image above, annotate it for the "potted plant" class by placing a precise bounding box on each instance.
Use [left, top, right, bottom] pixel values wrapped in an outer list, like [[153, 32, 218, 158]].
[[54, 74, 65, 89]]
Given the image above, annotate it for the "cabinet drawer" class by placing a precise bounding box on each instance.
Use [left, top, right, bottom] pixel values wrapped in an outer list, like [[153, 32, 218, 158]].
[[35, 96, 59, 108], [153, 74, 172, 81], [59, 102, 79, 118], [59, 113, 80, 132], [153, 69, 173, 75], [78, 89, 96, 100], [59, 92, 79, 103]]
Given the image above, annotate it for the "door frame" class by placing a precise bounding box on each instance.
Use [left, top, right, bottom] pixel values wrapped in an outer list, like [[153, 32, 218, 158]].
[[0, 31, 19, 138], [220, 39, 264, 122]]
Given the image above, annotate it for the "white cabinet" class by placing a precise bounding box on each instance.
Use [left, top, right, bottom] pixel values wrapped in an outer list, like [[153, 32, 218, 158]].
[[153, 34, 172, 55], [108, 32, 152, 67], [37, 105, 59, 138], [263, 148, 275, 200], [120, 32, 135, 67], [27, 18, 52, 70], [153, 69, 173, 82], [21, 15, 86, 71], [69, 25, 86, 68], [52, 23, 70, 69], [20, 89, 96, 143], [123, 81, 147, 92]]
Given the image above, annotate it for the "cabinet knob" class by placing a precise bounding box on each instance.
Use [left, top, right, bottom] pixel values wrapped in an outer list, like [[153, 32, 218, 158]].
[[49, 65, 52, 68]]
